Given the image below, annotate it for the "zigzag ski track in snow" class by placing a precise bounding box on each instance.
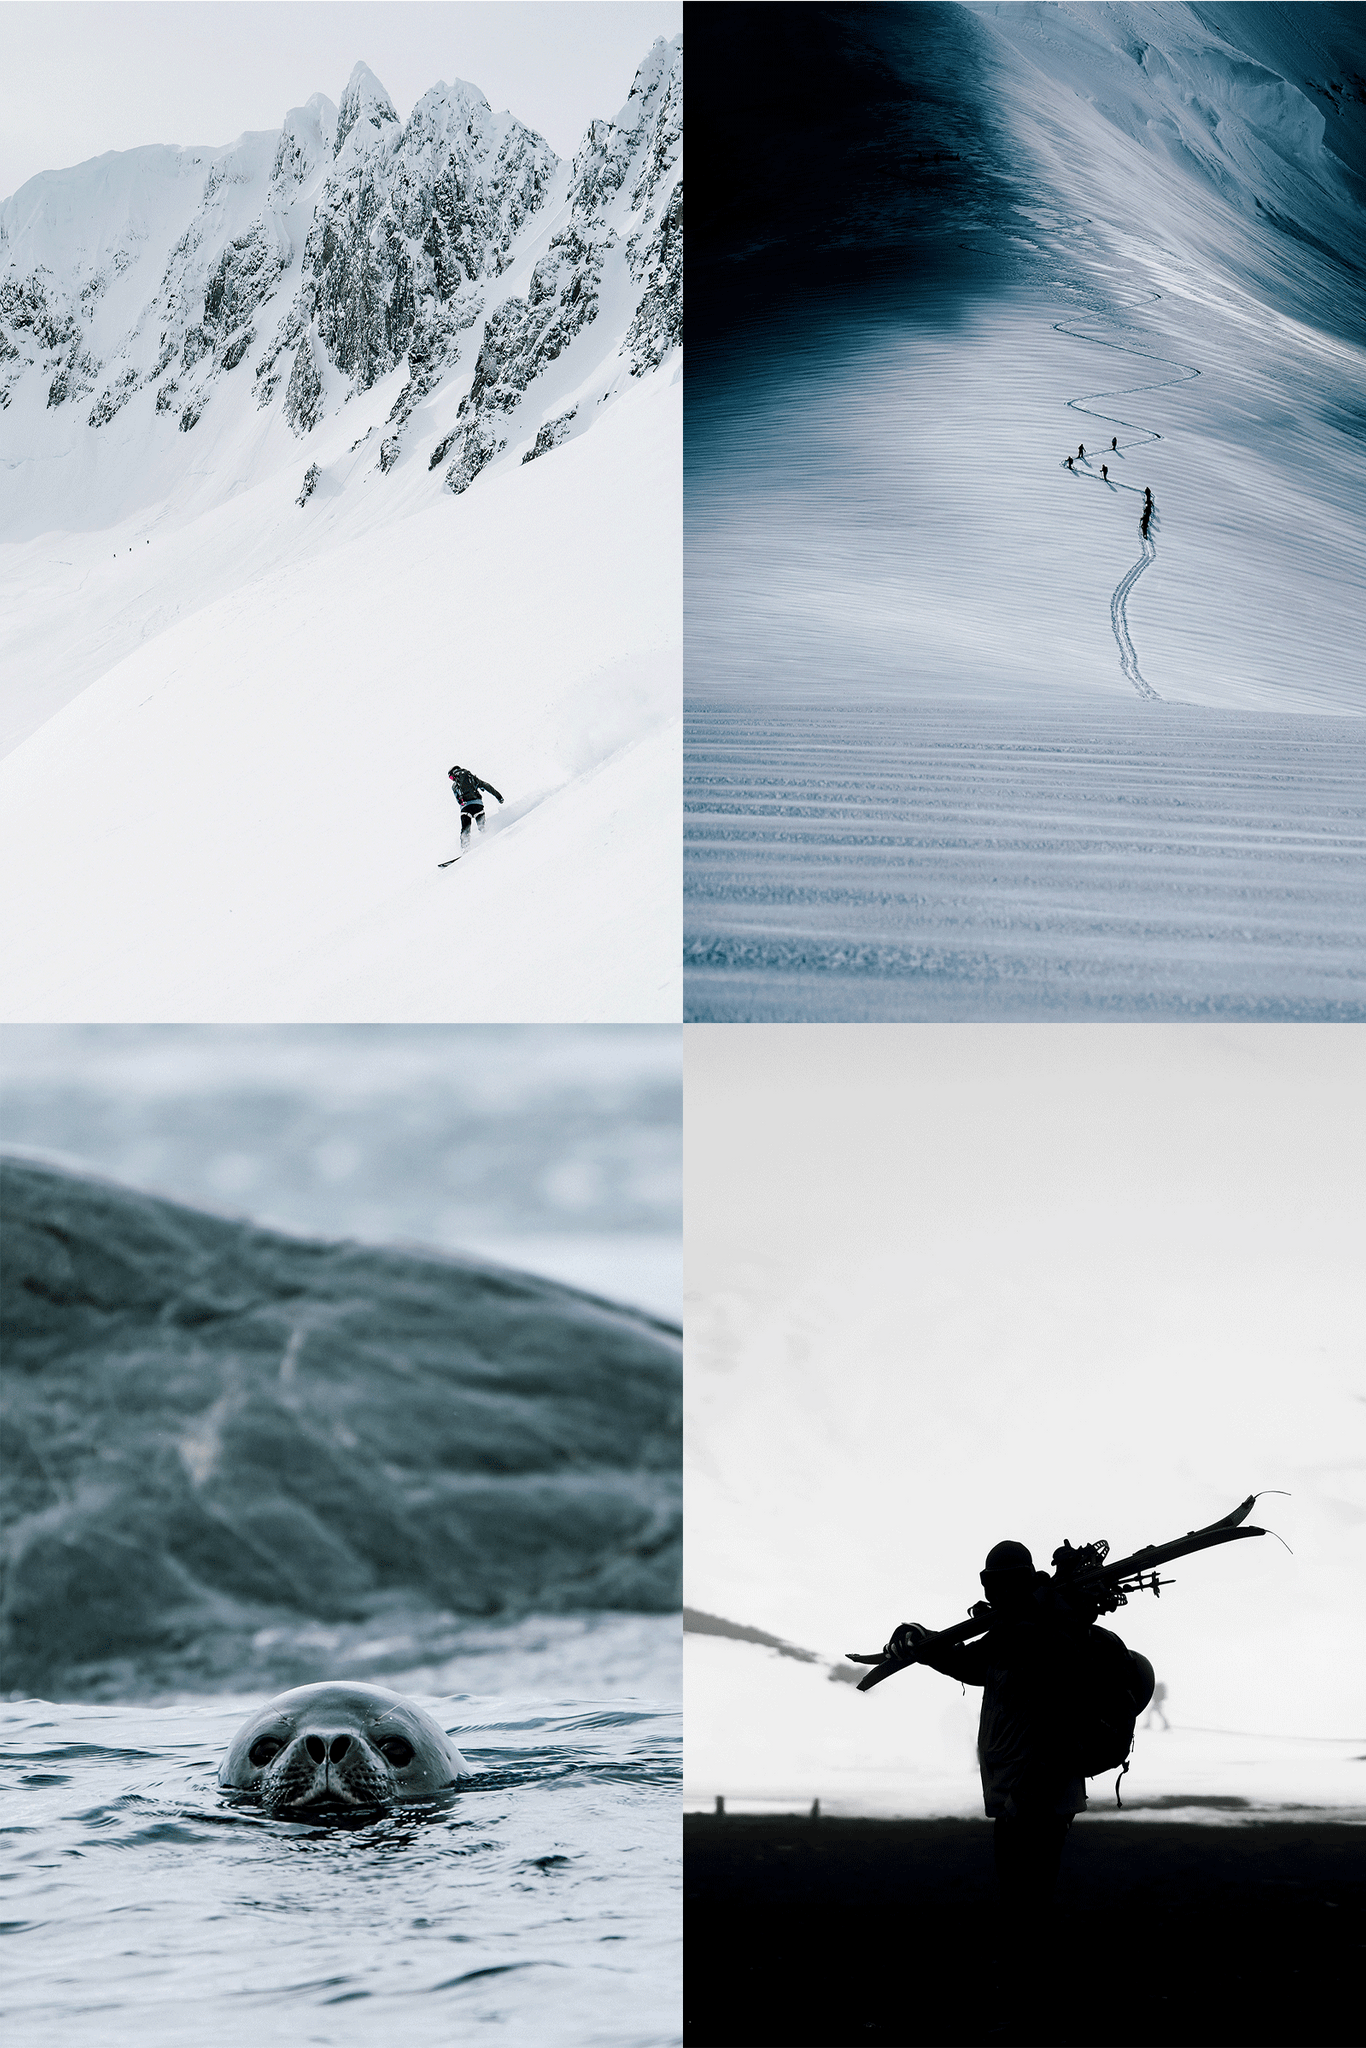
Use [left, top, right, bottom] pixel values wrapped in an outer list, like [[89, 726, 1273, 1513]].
[[1055, 325, 1202, 704]]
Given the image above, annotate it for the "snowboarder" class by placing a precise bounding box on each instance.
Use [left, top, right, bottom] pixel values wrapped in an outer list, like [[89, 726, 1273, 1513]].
[[447, 765, 505, 853], [886, 1542, 1147, 1934], [1101, 464, 1109, 481]]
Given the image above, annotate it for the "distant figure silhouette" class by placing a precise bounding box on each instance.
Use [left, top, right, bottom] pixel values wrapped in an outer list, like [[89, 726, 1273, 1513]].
[[888, 1541, 1150, 1939], [1140, 507, 1151, 539], [1111, 437, 1118, 451], [1065, 456, 1073, 469], [1143, 1680, 1170, 1731], [1101, 464, 1109, 481], [1078, 444, 1085, 458]]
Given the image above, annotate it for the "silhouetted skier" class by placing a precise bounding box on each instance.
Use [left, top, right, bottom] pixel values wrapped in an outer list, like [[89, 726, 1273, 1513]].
[[447, 764, 504, 853], [1111, 437, 1118, 451], [1065, 456, 1074, 469], [1143, 1680, 1170, 1731], [1078, 444, 1085, 458], [889, 1542, 1150, 1937], [1101, 464, 1109, 481]]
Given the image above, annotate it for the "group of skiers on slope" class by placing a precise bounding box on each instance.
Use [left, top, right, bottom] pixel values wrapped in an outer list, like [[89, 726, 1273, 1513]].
[[1064, 436, 1155, 534]]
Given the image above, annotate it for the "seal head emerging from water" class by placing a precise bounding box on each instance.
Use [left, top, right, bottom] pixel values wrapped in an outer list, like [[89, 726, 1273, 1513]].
[[219, 1681, 469, 1817]]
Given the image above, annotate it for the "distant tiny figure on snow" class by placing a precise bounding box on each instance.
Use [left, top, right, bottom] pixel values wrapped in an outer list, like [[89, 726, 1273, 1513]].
[[447, 764, 505, 852], [1065, 455, 1073, 469], [1140, 505, 1151, 539], [1101, 464, 1108, 481], [1111, 436, 1118, 451], [1142, 1679, 1170, 1731], [1144, 486, 1153, 503], [1078, 443, 1085, 458]]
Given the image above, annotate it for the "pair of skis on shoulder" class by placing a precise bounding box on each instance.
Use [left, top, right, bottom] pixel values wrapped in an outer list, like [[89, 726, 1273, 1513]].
[[847, 1493, 1282, 1694]]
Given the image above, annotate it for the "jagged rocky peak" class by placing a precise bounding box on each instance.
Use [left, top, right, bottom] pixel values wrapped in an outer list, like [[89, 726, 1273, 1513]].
[[617, 31, 681, 131], [272, 93, 339, 192], [404, 77, 494, 156], [569, 33, 681, 215], [334, 62, 399, 158]]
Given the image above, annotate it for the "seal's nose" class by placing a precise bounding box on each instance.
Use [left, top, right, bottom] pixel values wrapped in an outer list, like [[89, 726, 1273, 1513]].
[[303, 1732, 353, 1764]]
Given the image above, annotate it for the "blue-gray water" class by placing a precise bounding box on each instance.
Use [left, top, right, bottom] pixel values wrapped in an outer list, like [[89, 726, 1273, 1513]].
[[2, 1634, 680, 2048]]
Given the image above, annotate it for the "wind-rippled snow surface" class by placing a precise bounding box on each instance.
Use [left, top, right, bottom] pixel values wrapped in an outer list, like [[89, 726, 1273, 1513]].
[[1, 1664, 680, 2048], [687, 698, 1366, 1019]]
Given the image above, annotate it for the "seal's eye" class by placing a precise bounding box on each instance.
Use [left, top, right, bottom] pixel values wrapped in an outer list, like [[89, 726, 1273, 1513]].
[[248, 1736, 285, 1767], [377, 1736, 414, 1768]]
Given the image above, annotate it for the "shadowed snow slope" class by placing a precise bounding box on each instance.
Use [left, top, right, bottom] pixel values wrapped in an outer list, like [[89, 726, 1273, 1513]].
[[1, 1156, 681, 1700], [685, 4, 1365, 1019], [0, 38, 681, 1020]]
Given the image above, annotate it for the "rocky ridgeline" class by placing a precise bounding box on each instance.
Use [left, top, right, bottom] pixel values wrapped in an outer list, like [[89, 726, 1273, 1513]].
[[0, 34, 681, 498], [429, 34, 683, 494]]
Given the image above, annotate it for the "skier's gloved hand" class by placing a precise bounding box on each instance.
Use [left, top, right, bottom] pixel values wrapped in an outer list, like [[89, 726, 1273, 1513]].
[[885, 1622, 932, 1662]]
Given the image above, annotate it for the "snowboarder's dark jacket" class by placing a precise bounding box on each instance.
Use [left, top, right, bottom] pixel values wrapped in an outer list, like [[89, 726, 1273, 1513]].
[[448, 767, 503, 806], [918, 1582, 1127, 1819]]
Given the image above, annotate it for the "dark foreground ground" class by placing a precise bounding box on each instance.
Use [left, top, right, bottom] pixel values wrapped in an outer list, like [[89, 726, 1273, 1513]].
[[685, 1814, 1365, 2046]]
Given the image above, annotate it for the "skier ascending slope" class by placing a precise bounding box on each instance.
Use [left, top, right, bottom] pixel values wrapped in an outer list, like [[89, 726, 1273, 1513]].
[[1078, 443, 1085, 458], [447, 764, 504, 857]]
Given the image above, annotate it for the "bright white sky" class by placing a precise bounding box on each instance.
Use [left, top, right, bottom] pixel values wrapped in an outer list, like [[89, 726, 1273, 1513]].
[[0, 0, 682, 199], [686, 1024, 1366, 1743]]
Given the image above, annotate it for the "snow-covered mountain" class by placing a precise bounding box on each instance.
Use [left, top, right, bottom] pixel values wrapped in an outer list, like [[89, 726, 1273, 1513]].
[[1, 38, 680, 532], [0, 38, 682, 1021]]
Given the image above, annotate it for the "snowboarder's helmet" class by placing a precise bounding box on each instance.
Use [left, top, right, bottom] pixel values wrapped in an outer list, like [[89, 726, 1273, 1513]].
[[982, 1541, 1034, 1576]]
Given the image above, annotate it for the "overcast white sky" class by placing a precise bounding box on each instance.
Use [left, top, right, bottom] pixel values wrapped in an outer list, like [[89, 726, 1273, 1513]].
[[686, 1025, 1365, 1751], [0, 1, 682, 200]]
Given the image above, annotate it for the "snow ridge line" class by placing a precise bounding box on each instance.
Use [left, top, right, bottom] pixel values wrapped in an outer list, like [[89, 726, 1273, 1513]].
[[1054, 325, 1200, 703]]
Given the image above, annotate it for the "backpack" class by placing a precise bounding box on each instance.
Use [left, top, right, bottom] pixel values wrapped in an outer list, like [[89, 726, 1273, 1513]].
[[1064, 1626, 1153, 1801]]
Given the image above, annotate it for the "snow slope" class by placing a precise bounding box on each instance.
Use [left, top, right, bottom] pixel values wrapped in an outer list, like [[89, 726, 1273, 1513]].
[[685, 4, 1366, 1019], [0, 38, 681, 1021]]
